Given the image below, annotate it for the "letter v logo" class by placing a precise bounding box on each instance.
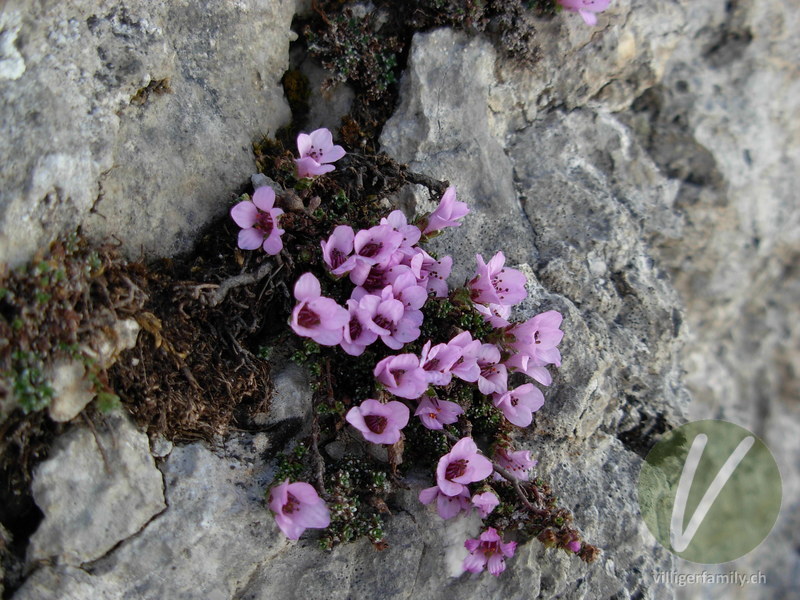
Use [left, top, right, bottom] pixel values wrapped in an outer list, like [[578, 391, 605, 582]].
[[669, 433, 754, 552], [638, 420, 782, 563]]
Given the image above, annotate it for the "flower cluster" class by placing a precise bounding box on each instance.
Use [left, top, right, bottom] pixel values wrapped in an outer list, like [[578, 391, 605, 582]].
[[231, 128, 346, 254], [259, 130, 578, 574]]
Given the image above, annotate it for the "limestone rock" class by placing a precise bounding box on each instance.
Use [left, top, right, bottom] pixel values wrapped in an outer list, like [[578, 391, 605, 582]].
[[0, 0, 295, 267], [27, 412, 165, 566]]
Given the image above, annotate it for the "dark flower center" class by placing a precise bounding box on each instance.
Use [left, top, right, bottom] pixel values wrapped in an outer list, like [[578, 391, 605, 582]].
[[297, 305, 320, 328], [330, 248, 347, 269], [364, 414, 388, 434], [349, 318, 362, 340], [534, 331, 541, 344], [511, 396, 519, 407], [308, 145, 320, 160], [360, 241, 382, 258], [373, 315, 393, 331], [254, 211, 274, 235], [283, 493, 300, 514], [480, 364, 497, 379], [445, 458, 468, 480], [423, 358, 440, 372], [364, 267, 386, 290]]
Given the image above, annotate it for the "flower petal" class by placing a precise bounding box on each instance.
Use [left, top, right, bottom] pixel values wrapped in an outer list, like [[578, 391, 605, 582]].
[[231, 201, 258, 228], [238, 228, 264, 250], [252, 186, 276, 212]]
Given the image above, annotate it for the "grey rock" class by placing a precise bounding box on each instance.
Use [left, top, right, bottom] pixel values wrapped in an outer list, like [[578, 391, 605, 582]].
[[27, 412, 165, 566], [0, 0, 295, 267], [261, 363, 313, 429]]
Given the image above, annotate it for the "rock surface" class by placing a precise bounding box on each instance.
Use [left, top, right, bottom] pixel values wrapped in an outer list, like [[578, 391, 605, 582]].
[[0, 0, 295, 266], [26, 411, 165, 566], [7, 0, 800, 598]]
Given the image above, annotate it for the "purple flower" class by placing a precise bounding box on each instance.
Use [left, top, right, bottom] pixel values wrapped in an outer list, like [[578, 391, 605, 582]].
[[436, 437, 493, 497], [381, 210, 421, 250], [357, 286, 422, 350], [354, 225, 404, 266], [290, 273, 349, 346], [415, 396, 463, 430], [508, 310, 564, 367], [230, 186, 285, 255], [476, 343, 508, 395], [419, 485, 471, 520], [471, 491, 500, 518], [492, 383, 545, 427], [340, 298, 379, 356], [419, 340, 463, 386], [474, 302, 511, 328], [374, 354, 429, 400], [268, 479, 331, 540], [463, 528, 517, 576], [448, 331, 482, 383], [469, 252, 527, 307], [504, 353, 553, 386], [557, 0, 611, 26], [423, 186, 469, 234], [494, 447, 536, 482], [346, 399, 409, 445], [294, 128, 346, 178], [321, 225, 355, 274], [408, 249, 452, 298], [568, 540, 582, 553]]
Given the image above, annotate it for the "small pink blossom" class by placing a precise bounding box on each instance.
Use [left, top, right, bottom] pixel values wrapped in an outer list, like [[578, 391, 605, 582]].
[[415, 396, 463, 430], [381, 210, 421, 250], [358, 286, 422, 350], [230, 186, 285, 255], [474, 302, 511, 328], [492, 383, 545, 428], [354, 225, 404, 266], [471, 491, 500, 518], [448, 331, 482, 383], [463, 527, 517, 576], [469, 252, 527, 307], [436, 437, 493, 497], [423, 186, 469, 234], [508, 310, 564, 367], [290, 273, 349, 346], [494, 447, 536, 482], [268, 479, 331, 540], [476, 343, 508, 395], [557, 0, 611, 26], [294, 128, 346, 178], [408, 249, 452, 298], [346, 399, 409, 444], [419, 486, 471, 520], [504, 353, 553, 386], [340, 298, 379, 356], [568, 540, 582, 553], [419, 340, 462, 386], [374, 354, 429, 400], [321, 225, 355, 274]]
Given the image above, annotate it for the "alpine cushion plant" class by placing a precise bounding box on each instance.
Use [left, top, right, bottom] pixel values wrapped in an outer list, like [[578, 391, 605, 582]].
[[249, 127, 597, 571]]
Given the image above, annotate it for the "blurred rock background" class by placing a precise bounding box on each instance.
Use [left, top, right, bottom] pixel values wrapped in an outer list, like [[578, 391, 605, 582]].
[[1, 0, 797, 598]]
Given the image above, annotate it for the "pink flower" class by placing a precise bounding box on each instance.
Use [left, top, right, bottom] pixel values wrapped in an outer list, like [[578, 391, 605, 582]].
[[419, 340, 462, 386], [294, 128, 346, 178], [357, 287, 422, 350], [374, 354, 429, 399], [474, 302, 511, 328], [354, 225, 404, 266], [321, 225, 354, 274], [507, 310, 564, 367], [568, 540, 582, 553], [419, 485, 471, 519], [448, 331, 482, 383], [268, 479, 331, 540], [381, 210, 421, 250], [423, 186, 469, 234], [340, 298, 379, 356], [476, 343, 508, 395], [504, 353, 552, 386], [469, 252, 527, 307], [557, 0, 611, 26], [290, 273, 349, 346], [346, 399, 409, 444], [492, 383, 545, 428], [471, 491, 500, 518], [463, 527, 517, 576], [230, 187, 285, 255], [408, 249, 452, 298], [436, 437, 493, 497], [493, 447, 536, 482], [415, 396, 463, 430]]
